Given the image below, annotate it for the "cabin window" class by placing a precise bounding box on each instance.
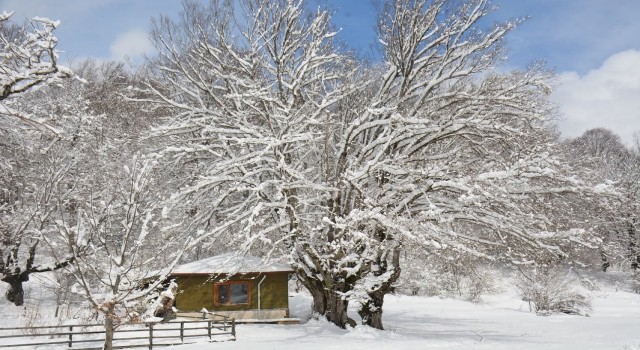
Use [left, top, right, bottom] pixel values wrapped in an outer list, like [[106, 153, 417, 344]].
[[214, 281, 250, 305]]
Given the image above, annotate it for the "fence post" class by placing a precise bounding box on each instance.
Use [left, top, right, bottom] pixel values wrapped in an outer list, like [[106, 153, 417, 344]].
[[68, 326, 73, 348], [180, 322, 184, 343], [231, 318, 236, 340], [223, 315, 228, 333], [148, 323, 154, 350], [208, 321, 212, 340]]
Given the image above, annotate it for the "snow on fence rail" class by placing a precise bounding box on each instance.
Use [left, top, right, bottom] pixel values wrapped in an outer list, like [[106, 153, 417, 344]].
[[0, 317, 236, 349]]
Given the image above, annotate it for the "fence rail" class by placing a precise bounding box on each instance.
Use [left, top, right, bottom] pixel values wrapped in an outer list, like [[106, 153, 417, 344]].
[[0, 316, 235, 349]]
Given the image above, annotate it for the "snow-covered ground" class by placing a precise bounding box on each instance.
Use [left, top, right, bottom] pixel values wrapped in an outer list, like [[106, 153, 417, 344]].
[[177, 279, 640, 350], [3, 272, 640, 350], [170, 295, 640, 350]]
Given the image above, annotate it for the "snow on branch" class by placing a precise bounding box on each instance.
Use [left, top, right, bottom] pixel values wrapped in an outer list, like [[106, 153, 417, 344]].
[[0, 11, 73, 135]]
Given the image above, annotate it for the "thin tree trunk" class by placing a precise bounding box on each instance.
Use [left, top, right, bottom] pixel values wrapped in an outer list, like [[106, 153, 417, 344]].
[[629, 222, 639, 270], [103, 306, 116, 350], [601, 250, 610, 272]]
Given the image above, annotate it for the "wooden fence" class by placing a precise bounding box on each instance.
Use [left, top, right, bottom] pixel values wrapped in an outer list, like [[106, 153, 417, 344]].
[[0, 316, 235, 349]]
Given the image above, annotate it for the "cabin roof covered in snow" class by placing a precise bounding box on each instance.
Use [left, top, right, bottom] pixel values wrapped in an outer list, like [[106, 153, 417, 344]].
[[171, 252, 294, 275]]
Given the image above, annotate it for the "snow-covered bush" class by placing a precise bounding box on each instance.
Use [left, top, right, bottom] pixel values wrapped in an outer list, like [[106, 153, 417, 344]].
[[514, 266, 591, 316], [400, 255, 500, 302]]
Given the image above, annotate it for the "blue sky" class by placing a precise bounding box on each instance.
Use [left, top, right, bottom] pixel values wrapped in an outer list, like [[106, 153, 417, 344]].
[[2, 0, 639, 144]]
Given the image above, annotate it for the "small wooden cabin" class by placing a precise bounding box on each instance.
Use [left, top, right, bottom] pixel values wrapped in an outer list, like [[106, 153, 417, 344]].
[[170, 253, 294, 320]]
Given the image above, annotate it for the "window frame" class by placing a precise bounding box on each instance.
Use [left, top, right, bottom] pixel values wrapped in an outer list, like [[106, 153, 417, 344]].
[[213, 281, 251, 306]]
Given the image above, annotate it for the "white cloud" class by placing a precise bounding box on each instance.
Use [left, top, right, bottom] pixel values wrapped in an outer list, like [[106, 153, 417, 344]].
[[109, 29, 154, 61], [552, 49, 640, 145]]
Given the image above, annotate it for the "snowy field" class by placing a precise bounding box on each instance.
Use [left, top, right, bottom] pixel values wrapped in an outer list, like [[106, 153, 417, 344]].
[[178, 276, 640, 350], [3, 273, 640, 350]]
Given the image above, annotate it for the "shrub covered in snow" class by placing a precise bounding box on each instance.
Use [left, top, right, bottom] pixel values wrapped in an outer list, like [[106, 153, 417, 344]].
[[399, 255, 500, 303], [514, 266, 591, 316]]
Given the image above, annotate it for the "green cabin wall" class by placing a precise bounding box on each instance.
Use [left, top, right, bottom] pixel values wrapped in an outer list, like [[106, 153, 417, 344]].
[[173, 272, 290, 312]]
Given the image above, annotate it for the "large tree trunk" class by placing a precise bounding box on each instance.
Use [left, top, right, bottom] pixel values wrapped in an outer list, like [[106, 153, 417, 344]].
[[308, 282, 326, 315], [323, 287, 354, 328], [357, 247, 401, 330], [2, 247, 75, 306], [358, 292, 384, 330], [4, 277, 26, 306], [297, 268, 356, 329]]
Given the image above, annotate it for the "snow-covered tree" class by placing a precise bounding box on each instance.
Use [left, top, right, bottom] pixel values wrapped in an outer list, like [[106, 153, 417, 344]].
[[0, 145, 78, 305], [48, 158, 187, 350], [0, 54, 161, 307], [0, 12, 79, 305], [142, 0, 597, 329], [564, 129, 640, 273], [0, 84, 93, 306]]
